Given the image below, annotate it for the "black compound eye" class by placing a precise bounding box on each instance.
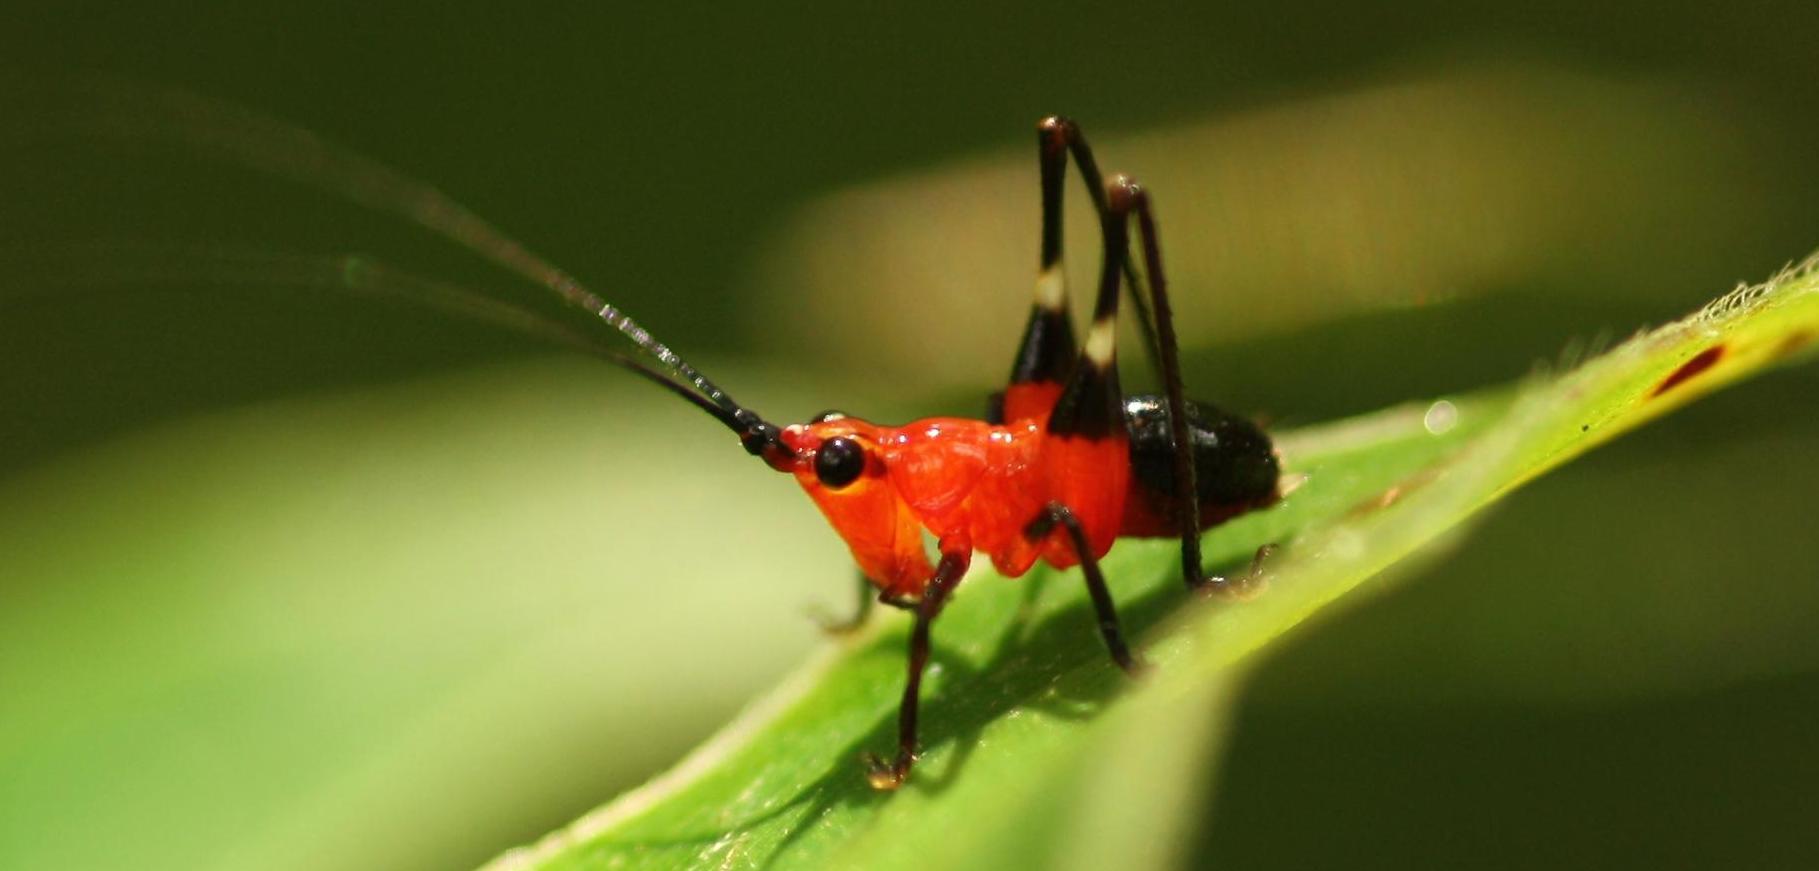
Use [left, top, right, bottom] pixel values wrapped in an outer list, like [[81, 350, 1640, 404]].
[[814, 436, 867, 489]]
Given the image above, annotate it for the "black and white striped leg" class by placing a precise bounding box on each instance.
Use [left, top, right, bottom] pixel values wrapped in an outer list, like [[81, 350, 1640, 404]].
[[998, 117, 1166, 424], [1033, 116, 1162, 381]]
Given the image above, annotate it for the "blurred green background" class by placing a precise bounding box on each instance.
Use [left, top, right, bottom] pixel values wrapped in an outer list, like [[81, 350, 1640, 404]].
[[3, 4, 1818, 869]]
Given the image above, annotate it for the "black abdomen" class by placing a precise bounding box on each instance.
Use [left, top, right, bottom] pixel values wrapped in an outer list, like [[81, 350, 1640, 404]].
[[1120, 394, 1279, 536]]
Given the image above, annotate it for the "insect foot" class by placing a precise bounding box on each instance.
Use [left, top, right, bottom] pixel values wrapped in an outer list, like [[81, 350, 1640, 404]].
[[1195, 543, 1278, 601], [863, 751, 913, 791], [1117, 651, 1153, 679]]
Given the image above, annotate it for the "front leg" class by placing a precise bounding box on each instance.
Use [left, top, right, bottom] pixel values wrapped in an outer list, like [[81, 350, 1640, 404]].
[[863, 550, 970, 790]]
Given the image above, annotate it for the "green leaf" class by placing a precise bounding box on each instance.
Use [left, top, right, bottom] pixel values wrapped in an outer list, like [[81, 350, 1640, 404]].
[[485, 259, 1819, 871], [5, 70, 1814, 870]]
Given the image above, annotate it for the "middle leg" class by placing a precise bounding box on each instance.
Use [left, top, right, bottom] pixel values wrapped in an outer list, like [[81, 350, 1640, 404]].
[[1025, 501, 1143, 675]]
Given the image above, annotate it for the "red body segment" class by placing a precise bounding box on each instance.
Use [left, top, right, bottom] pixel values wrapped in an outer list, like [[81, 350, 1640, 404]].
[[999, 381, 1064, 426], [780, 409, 1131, 598]]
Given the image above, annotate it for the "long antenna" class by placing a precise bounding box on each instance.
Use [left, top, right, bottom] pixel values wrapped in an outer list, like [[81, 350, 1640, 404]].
[[64, 79, 775, 445], [4, 242, 755, 434]]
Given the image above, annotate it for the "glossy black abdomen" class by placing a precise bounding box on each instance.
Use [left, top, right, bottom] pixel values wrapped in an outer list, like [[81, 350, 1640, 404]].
[[1120, 394, 1279, 537]]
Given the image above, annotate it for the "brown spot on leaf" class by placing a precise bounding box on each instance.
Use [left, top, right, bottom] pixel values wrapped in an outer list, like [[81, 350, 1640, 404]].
[[1651, 345, 1725, 397], [1345, 467, 1442, 518], [1775, 330, 1815, 361]]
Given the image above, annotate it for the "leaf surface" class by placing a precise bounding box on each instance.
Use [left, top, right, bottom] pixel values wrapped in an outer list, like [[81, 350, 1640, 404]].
[[488, 258, 1819, 871]]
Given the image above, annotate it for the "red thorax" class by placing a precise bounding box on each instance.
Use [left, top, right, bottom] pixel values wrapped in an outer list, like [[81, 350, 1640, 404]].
[[776, 382, 1129, 598]]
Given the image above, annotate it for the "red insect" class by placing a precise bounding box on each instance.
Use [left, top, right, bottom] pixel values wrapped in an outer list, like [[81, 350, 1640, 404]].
[[89, 96, 1282, 790], [614, 118, 1280, 788]]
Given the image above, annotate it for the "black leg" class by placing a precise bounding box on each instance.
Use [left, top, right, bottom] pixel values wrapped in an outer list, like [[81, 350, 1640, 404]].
[[1026, 501, 1143, 675], [1035, 117, 1163, 380], [1000, 117, 1165, 425], [1115, 181, 1271, 593], [1121, 182, 1201, 590], [864, 550, 971, 790]]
